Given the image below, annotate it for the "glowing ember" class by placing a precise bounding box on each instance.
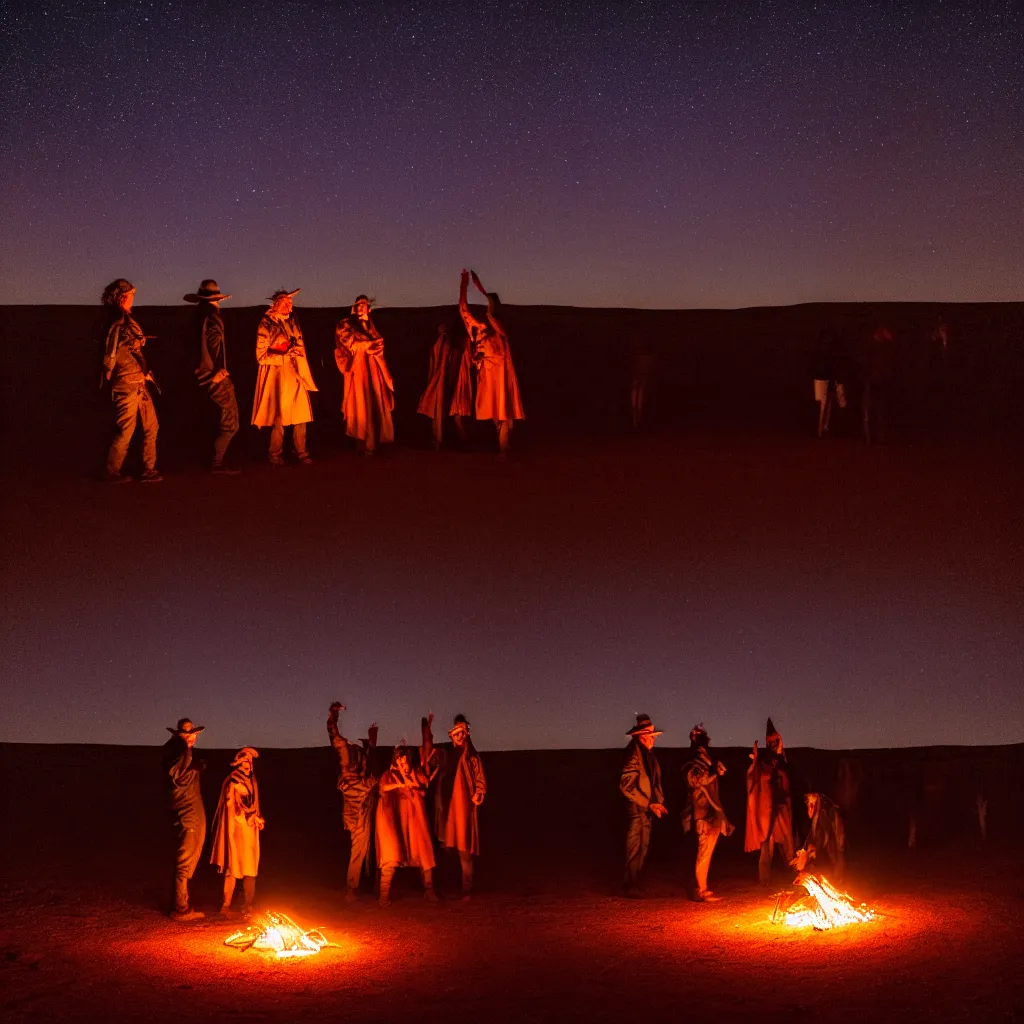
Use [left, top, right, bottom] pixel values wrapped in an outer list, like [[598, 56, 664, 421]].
[[772, 874, 874, 931], [224, 910, 330, 958]]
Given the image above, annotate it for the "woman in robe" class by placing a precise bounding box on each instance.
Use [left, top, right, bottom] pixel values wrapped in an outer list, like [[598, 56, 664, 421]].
[[210, 747, 265, 918], [335, 295, 395, 454], [417, 323, 471, 449], [374, 720, 438, 906], [458, 269, 525, 455]]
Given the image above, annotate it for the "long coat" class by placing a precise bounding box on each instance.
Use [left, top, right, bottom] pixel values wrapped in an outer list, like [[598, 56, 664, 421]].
[[745, 752, 793, 852], [417, 332, 474, 419], [334, 314, 394, 446], [375, 755, 437, 869], [430, 741, 486, 855], [210, 767, 262, 879], [251, 313, 317, 427], [620, 739, 663, 812], [472, 324, 525, 422]]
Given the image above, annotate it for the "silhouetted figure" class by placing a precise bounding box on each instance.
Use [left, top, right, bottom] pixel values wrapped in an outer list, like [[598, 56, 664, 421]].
[[629, 337, 656, 430], [162, 718, 206, 921], [682, 724, 734, 902], [424, 713, 487, 899], [100, 278, 161, 483], [211, 747, 264, 919], [459, 269, 525, 456], [334, 295, 395, 455], [417, 323, 471, 449], [745, 718, 794, 885], [811, 327, 846, 438], [928, 314, 952, 436], [619, 713, 666, 897], [375, 717, 438, 907], [327, 702, 380, 901], [792, 792, 845, 879], [862, 324, 895, 443], [251, 288, 318, 465], [185, 279, 239, 473]]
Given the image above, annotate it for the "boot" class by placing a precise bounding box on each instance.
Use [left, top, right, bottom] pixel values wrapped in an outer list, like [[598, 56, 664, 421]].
[[422, 868, 439, 902], [379, 865, 395, 908], [459, 852, 474, 901], [219, 875, 238, 918], [170, 878, 204, 922], [242, 876, 256, 918]]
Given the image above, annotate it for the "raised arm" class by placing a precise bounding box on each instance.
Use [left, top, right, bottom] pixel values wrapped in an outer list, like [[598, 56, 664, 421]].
[[459, 269, 487, 337]]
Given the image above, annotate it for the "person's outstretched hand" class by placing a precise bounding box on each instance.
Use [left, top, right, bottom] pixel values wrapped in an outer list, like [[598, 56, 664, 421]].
[[471, 270, 486, 294]]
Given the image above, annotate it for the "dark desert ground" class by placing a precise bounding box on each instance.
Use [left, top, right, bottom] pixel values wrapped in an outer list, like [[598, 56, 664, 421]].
[[2, 301, 1023, 1022]]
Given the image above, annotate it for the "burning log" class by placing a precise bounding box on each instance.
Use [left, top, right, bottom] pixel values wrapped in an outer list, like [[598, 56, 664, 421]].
[[224, 910, 330, 958], [772, 873, 874, 931]]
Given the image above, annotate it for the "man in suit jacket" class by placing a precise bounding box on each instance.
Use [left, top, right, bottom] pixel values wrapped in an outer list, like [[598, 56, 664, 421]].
[[620, 713, 667, 897]]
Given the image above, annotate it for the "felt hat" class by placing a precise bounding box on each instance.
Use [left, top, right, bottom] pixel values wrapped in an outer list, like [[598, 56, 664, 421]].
[[184, 279, 231, 303], [167, 717, 204, 736], [266, 287, 301, 302], [627, 713, 662, 737], [690, 723, 709, 746]]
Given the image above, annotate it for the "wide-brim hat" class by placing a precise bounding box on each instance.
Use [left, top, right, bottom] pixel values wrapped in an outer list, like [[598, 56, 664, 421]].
[[167, 718, 204, 735], [184, 279, 231, 303], [627, 713, 662, 737], [266, 287, 301, 302]]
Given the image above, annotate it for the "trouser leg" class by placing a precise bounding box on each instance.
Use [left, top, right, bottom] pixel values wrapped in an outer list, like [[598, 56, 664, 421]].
[[292, 422, 308, 458], [242, 875, 256, 913], [453, 415, 468, 442], [138, 391, 159, 472], [210, 380, 239, 466], [422, 867, 437, 898], [221, 874, 237, 912], [174, 820, 205, 911], [107, 387, 141, 475], [379, 863, 396, 905], [624, 810, 651, 888], [459, 851, 474, 896], [269, 421, 285, 462], [495, 418, 511, 453], [694, 820, 720, 893], [431, 407, 443, 448], [758, 838, 775, 884], [346, 823, 371, 892]]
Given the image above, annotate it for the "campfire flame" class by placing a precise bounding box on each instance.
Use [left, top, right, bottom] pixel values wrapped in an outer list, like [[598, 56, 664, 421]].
[[224, 910, 330, 958], [772, 874, 874, 931]]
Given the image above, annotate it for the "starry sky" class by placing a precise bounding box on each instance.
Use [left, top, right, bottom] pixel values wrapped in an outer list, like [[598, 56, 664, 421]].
[[1, 0, 1021, 308]]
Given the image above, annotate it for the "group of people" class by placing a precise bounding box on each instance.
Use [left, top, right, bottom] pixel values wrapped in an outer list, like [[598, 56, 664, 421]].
[[621, 714, 845, 902], [161, 704, 486, 922], [99, 269, 525, 482]]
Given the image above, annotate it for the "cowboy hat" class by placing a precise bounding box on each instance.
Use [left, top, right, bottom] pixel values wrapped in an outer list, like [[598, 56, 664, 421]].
[[266, 287, 301, 302], [627, 713, 663, 737], [184, 279, 231, 303], [167, 717, 205, 735]]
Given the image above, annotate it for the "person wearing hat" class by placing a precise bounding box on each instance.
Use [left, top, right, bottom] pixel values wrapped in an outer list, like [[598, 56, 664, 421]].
[[251, 288, 318, 465], [184, 279, 240, 473], [210, 747, 265, 918], [458, 269, 525, 457], [100, 278, 162, 483], [423, 712, 486, 899], [374, 716, 439, 907], [619, 713, 667, 897], [416, 323, 472, 451], [334, 295, 395, 455], [327, 702, 380, 901], [744, 718, 795, 884], [682, 724, 734, 902], [161, 718, 207, 921]]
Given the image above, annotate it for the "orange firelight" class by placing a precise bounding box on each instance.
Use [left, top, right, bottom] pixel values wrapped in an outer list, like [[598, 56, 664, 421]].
[[224, 910, 330, 958], [772, 874, 875, 931]]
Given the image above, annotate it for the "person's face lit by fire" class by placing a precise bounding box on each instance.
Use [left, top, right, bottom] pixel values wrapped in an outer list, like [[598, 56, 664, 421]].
[[270, 295, 293, 318], [805, 793, 820, 819], [394, 751, 410, 775], [354, 297, 370, 320], [638, 729, 657, 750], [450, 725, 468, 748], [767, 735, 783, 756], [179, 721, 200, 748], [120, 286, 136, 313]]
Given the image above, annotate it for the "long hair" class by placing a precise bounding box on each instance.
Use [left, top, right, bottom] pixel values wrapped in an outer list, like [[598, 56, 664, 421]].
[[101, 278, 134, 307]]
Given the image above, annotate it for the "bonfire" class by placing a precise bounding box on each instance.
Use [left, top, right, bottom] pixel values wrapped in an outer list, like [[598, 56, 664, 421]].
[[224, 910, 330, 958], [772, 873, 874, 931]]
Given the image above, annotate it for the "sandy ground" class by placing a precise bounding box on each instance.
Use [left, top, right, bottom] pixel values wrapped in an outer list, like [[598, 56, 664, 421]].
[[1, 850, 1021, 1023]]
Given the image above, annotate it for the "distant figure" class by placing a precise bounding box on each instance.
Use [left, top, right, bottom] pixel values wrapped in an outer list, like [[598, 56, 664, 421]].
[[424, 713, 487, 900], [792, 792, 845, 879], [162, 718, 207, 921], [327, 702, 380, 901], [185, 279, 240, 473], [745, 718, 794, 885], [458, 269, 525, 456], [862, 324, 895, 444], [210, 747, 264, 919], [629, 337, 656, 430], [334, 295, 395, 455], [251, 288, 318, 465], [619, 713, 667, 897], [682, 724, 734, 902], [811, 327, 846, 438], [375, 717, 439, 907], [417, 323, 471, 450], [928, 314, 952, 435], [100, 278, 161, 483]]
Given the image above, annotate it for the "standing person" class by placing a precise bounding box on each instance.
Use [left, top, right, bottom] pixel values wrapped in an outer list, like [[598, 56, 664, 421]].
[[327, 702, 380, 901], [458, 269, 525, 456], [423, 713, 486, 900], [374, 717, 438, 907], [793, 792, 846, 879], [619, 713, 667, 897], [745, 718, 795, 885], [629, 337, 656, 430], [811, 327, 840, 439], [251, 288, 318, 465], [210, 747, 265, 918], [185, 279, 240, 473], [334, 295, 395, 455], [417, 323, 471, 450], [162, 717, 207, 921], [862, 323, 895, 444], [682, 725, 734, 903], [100, 278, 161, 483]]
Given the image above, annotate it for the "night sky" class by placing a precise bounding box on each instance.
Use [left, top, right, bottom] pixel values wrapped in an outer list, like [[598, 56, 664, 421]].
[[2, 1, 1022, 307]]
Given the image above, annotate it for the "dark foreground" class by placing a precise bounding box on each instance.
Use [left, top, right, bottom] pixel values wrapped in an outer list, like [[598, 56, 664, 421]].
[[1, 850, 1021, 1023]]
